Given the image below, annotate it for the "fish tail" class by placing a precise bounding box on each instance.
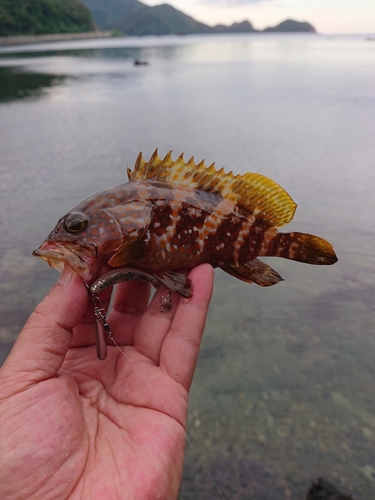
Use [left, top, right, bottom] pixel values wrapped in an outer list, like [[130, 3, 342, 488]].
[[264, 231, 338, 265]]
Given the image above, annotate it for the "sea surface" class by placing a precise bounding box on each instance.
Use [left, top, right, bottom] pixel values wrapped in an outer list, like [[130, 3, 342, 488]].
[[0, 33, 374, 499]]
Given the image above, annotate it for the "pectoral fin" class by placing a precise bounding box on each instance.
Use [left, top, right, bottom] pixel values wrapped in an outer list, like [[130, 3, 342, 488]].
[[221, 259, 283, 287], [109, 240, 148, 267], [154, 271, 194, 298]]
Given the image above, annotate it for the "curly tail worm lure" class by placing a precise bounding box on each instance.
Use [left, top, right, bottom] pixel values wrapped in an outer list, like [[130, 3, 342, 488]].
[[90, 268, 160, 295]]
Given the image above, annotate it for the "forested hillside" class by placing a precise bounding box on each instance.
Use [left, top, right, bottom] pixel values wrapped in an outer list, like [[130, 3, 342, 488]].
[[114, 3, 211, 35], [0, 0, 95, 36], [82, 0, 210, 35], [81, 0, 141, 30]]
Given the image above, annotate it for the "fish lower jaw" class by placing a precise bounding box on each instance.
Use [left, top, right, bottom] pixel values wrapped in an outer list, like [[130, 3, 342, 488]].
[[32, 243, 94, 281]]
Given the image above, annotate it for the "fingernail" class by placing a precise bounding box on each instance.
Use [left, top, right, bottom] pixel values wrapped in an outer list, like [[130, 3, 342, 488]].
[[58, 265, 74, 286]]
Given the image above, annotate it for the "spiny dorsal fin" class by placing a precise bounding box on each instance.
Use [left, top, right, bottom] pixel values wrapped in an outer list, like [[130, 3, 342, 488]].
[[129, 149, 297, 227]]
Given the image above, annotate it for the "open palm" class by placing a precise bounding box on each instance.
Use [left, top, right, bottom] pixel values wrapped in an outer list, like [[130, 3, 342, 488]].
[[0, 264, 214, 500]]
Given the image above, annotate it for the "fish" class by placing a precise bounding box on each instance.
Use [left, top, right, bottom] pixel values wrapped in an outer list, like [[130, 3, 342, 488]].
[[33, 149, 338, 297]]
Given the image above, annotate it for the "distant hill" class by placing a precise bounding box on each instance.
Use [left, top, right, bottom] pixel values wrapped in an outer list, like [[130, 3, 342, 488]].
[[0, 0, 95, 36], [212, 20, 257, 34], [115, 3, 210, 35], [82, 0, 210, 35], [81, 0, 316, 36], [80, 0, 141, 31], [264, 19, 316, 33], [0, 0, 316, 38]]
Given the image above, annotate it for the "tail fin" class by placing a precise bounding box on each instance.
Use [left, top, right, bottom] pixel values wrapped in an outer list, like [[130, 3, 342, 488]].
[[264, 232, 338, 265]]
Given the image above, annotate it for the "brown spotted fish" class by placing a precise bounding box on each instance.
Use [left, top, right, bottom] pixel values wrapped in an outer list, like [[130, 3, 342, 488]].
[[33, 150, 337, 295]]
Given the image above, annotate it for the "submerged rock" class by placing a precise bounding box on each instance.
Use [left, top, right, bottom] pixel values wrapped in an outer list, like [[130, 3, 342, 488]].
[[306, 477, 359, 500]]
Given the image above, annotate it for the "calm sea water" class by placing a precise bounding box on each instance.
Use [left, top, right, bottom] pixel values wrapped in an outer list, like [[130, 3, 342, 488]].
[[0, 33, 374, 498]]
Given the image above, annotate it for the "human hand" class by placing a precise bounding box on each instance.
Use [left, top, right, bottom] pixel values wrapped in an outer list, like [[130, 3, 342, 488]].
[[0, 263, 214, 500]]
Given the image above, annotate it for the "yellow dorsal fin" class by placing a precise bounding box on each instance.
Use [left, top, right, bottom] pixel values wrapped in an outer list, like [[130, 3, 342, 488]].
[[129, 149, 297, 227]]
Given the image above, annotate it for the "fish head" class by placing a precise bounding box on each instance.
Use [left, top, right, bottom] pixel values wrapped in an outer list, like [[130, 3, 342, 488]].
[[33, 205, 124, 282]]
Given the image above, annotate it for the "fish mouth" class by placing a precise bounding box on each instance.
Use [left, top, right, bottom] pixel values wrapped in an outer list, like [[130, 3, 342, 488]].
[[33, 242, 96, 281]]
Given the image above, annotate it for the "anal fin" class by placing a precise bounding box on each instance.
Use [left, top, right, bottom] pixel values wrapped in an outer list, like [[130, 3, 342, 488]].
[[221, 259, 283, 287]]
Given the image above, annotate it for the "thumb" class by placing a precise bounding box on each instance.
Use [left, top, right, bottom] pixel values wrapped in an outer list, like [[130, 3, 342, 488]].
[[0, 266, 89, 396]]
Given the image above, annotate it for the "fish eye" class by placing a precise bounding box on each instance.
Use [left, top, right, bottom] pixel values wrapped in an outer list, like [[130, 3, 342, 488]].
[[63, 212, 89, 234]]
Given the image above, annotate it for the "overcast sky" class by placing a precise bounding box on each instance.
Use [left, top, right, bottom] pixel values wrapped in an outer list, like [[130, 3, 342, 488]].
[[143, 0, 375, 34]]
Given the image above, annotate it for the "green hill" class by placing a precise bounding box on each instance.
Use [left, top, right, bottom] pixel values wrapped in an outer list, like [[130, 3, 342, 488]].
[[80, 0, 140, 31], [0, 0, 95, 36], [114, 3, 211, 35], [83, 0, 257, 35], [82, 0, 210, 35], [212, 20, 257, 34]]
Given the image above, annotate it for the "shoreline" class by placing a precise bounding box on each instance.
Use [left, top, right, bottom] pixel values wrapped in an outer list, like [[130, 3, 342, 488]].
[[0, 31, 112, 47]]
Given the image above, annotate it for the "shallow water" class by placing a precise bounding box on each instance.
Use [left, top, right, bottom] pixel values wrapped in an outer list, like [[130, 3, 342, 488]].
[[0, 33, 374, 498]]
